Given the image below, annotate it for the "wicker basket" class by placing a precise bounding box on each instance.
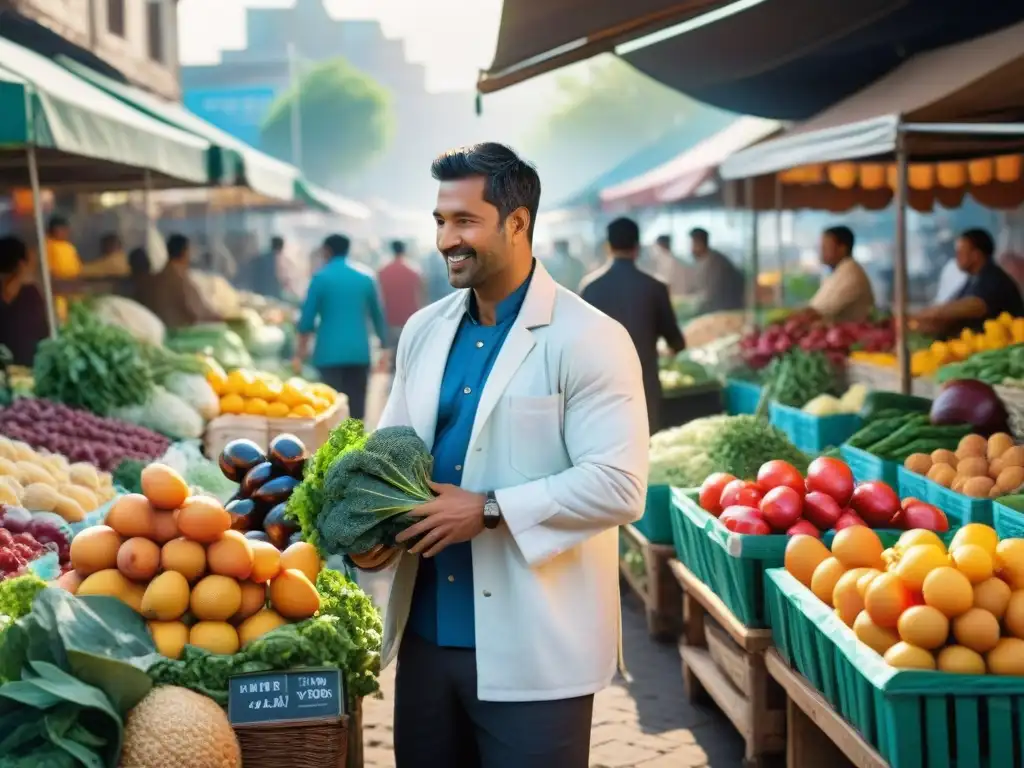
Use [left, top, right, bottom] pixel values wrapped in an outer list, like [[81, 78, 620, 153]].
[[996, 384, 1024, 441], [235, 716, 350, 768]]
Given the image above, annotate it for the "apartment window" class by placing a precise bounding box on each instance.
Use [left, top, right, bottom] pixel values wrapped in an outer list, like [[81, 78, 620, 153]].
[[147, 1, 164, 62], [107, 0, 125, 36]]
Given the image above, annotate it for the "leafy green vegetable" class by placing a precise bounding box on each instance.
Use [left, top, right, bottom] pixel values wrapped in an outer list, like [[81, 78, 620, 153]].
[[149, 569, 382, 706], [317, 425, 434, 555], [704, 415, 810, 482], [33, 304, 154, 416], [287, 418, 369, 554], [0, 574, 46, 624], [758, 349, 839, 410], [112, 459, 146, 495]]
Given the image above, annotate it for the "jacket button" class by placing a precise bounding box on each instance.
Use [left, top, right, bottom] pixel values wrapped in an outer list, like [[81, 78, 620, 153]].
[[482, 590, 492, 597]]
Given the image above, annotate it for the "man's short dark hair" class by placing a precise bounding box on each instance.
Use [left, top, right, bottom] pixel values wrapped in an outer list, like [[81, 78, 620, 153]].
[[390, 240, 406, 257], [128, 247, 150, 276], [607, 217, 640, 252], [47, 215, 69, 236], [270, 236, 284, 251], [961, 228, 995, 259], [824, 225, 855, 252], [0, 235, 28, 274], [656, 235, 672, 249], [689, 228, 709, 246], [99, 233, 121, 254], [166, 234, 190, 261], [323, 234, 350, 258], [431, 142, 542, 243]]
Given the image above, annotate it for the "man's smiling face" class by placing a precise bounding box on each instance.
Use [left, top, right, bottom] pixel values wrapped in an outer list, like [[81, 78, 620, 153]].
[[433, 176, 511, 290]]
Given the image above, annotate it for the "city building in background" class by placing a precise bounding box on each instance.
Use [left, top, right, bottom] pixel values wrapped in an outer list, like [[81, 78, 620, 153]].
[[0, 0, 181, 99]]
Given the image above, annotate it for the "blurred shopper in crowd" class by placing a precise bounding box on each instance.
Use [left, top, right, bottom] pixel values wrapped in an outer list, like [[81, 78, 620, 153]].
[[138, 234, 222, 330], [377, 240, 423, 371], [127, 247, 154, 304], [651, 235, 693, 297], [912, 228, 1024, 337], [293, 233, 387, 420], [0, 235, 48, 366], [797, 226, 876, 323], [546, 239, 585, 293], [44, 215, 81, 280], [246, 235, 284, 299], [80, 233, 129, 278], [689, 227, 745, 313], [581, 217, 685, 433], [422, 243, 456, 304]]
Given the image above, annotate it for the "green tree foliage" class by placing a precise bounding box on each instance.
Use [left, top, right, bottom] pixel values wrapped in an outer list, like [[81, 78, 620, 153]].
[[522, 56, 700, 202], [261, 57, 394, 184]]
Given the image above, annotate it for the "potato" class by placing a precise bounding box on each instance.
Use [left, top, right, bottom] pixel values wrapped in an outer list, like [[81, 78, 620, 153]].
[[997, 465, 1024, 494], [931, 449, 958, 468], [957, 434, 988, 459], [904, 453, 932, 475], [990, 457, 1007, 480], [1000, 446, 1024, 467], [927, 463, 957, 488], [952, 476, 968, 493], [962, 476, 996, 498], [957, 457, 989, 478], [988, 432, 1015, 460]]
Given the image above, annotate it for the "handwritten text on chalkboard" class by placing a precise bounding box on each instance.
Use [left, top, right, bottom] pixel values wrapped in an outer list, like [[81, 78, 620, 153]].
[[228, 668, 345, 725]]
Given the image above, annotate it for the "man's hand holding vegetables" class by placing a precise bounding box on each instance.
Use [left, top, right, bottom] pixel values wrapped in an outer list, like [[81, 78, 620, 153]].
[[351, 143, 648, 768]]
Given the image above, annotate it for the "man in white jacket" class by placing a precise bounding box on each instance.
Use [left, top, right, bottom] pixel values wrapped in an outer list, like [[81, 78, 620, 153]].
[[351, 142, 649, 768]]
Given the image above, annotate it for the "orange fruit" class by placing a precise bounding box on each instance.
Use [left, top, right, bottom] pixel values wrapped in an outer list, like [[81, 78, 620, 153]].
[[951, 544, 994, 584], [973, 577, 1012, 619], [995, 538, 1024, 589], [289, 404, 316, 419], [854, 611, 900, 655], [865, 572, 915, 628], [832, 526, 884, 570], [810, 557, 847, 607], [922, 566, 974, 618], [896, 544, 949, 592], [784, 535, 831, 588], [897, 529, 946, 553], [897, 605, 950, 650], [1004, 590, 1024, 638], [952, 607, 1001, 653], [936, 645, 986, 674], [884, 641, 936, 670], [950, 523, 999, 557], [833, 568, 873, 627], [220, 394, 244, 414], [856, 568, 883, 598]]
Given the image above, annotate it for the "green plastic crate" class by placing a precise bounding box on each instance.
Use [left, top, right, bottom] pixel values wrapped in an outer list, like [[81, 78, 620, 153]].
[[670, 489, 790, 628], [897, 466, 993, 525], [770, 403, 863, 453], [991, 500, 1024, 539], [841, 444, 901, 487], [635, 484, 674, 545], [766, 567, 1024, 768]]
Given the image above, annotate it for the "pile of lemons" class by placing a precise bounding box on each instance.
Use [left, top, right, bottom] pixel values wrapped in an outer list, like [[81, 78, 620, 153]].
[[787, 522, 1024, 675], [206, 368, 338, 420]]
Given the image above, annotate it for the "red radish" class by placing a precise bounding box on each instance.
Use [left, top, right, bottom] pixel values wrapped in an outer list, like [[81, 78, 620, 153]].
[[850, 481, 901, 528], [834, 510, 866, 530], [805, 457, 855, 506], [756, 460, 805, 495], [902, 501, 950, 533], [698, 473, 737, 516], [786, 519, 821, 538], [759, 487, 804, 531], [802, 491, 842, 530], [719, 506, 772, 535], [719, 480, 763, 511]]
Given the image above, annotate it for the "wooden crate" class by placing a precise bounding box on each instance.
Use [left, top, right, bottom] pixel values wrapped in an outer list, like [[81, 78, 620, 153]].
[[203, 396, 349, 459], [670, 559, 785, 768], [764, 649, 886, 768], [618, 523, 681, 641]]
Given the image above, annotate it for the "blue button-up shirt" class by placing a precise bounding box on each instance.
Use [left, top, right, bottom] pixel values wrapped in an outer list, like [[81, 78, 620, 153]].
[[406, 267, 534, 648], [297, 257, 387, 367]]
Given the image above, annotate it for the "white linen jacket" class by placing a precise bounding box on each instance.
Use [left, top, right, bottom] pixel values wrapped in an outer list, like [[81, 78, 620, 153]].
[[374, 260, 649, 702]]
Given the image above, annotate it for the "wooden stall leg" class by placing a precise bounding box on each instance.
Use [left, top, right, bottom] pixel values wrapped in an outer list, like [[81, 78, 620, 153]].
[[646, 543, 682, 642], [680, 589, 708, 703]]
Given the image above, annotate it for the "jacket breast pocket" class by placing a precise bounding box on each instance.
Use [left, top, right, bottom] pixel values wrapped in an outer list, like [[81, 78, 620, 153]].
[[507, 394, 566, 480]]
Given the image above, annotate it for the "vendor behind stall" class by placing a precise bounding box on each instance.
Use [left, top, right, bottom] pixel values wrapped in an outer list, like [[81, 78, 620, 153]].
[[137, 234, 222, 329], [79, 233, 129, 278], [0, 235, 48, 366], [792, 226, 875, 323], [911, 228, 1024, 338]]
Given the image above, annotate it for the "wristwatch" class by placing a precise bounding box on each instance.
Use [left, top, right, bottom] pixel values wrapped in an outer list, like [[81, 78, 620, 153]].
[[483, 491, 502, 530]]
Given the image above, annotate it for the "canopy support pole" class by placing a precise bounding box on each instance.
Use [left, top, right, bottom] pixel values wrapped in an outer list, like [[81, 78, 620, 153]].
[[774, 175, 785, 307], [745, 176, 759, 326], [27, 145, 57, 339], [894, 128, 911, 394]]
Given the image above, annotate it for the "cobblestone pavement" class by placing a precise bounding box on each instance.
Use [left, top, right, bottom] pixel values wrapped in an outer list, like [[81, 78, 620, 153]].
[[361, 594, 744, 768]]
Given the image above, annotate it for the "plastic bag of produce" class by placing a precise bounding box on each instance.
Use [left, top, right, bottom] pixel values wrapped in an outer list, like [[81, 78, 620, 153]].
[[113, 386, 204, 441], [163, 372, 220, 421], [93, 295, 166, 346]]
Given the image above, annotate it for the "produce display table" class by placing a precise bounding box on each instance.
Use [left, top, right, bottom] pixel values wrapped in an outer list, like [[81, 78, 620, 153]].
[[669, 559, 785, 768], [660, 382, 723, 430], [618, 523, 681, 641], [764, 649, 885, 768]]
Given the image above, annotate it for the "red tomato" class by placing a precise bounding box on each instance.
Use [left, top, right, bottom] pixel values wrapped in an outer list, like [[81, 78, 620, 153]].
[[901, 496, 923, 511], [698, 472, 738, 516], [719, 505, 772, 535], [889, 506, 907, 529], [719, 479, 763, 510], [805, 457, 855, 506], [850, 481, 901, 528], [834, 510, 867, 530], [759, 486, 804, 532], [802, 491, 842, 531], [786, 519, 821, 538], [756, 460, 805, 495], [902, 501, 950, 533]]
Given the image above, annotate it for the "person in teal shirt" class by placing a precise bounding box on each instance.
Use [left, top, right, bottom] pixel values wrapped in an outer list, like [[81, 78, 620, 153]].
[[293, 233, 387, 420]]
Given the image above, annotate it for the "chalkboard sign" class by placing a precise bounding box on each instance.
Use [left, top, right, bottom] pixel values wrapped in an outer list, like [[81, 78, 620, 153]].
[[228, 667, 345, 726]]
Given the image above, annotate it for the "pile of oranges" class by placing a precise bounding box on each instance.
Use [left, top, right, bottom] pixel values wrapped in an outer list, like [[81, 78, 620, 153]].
[[57, 462, 323, 659], [785, 523, 1024, 675], [206, 366, 338, 419]]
